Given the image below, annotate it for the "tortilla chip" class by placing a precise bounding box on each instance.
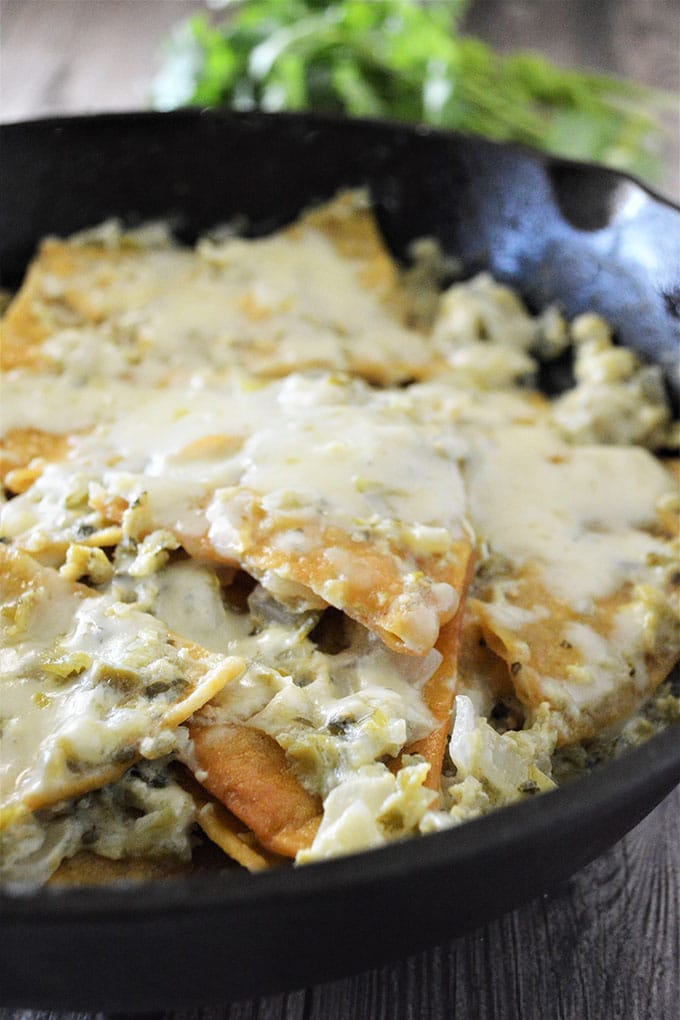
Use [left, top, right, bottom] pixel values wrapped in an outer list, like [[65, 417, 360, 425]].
[[185, 511, 473, 657], [402, 552, 476, 788], [0, 428, 70, 486], [178, 769, 280, 873], [48, 850, 194, 886], [0, 193, 436, 385], [188, 722, 322, 858], [474, 571, 680, 744], [463, 426, 680, 743]]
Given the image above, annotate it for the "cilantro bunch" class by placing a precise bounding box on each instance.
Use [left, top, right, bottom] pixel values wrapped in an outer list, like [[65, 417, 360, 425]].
[[152, 0, 669, 181]]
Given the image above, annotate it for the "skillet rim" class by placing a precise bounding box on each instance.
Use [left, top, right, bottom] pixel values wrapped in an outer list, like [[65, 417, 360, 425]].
[[0, 107, 678, 213], [0, 108, 678, 923]]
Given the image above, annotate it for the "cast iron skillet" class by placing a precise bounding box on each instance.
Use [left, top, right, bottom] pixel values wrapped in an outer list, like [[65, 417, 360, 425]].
[[1, 111, 679, 1011]]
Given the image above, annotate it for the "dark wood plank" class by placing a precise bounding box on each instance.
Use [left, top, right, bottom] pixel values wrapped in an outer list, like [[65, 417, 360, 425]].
[[299, 788, 680, 1020]]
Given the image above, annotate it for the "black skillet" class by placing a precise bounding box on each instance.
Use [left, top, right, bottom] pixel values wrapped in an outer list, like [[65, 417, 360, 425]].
[[1, 111, 679, 1011]]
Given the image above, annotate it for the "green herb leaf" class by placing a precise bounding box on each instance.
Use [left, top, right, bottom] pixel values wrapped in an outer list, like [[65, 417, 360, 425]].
[[151, 0, 670, 181]]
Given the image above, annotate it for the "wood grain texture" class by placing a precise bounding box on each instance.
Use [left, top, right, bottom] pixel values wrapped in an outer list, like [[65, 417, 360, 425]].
[[0, 0, 204, 120], [0, 3, 678, 1017]]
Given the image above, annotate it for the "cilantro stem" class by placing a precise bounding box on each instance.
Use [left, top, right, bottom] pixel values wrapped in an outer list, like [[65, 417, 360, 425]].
[[151, 0, 671, 181]]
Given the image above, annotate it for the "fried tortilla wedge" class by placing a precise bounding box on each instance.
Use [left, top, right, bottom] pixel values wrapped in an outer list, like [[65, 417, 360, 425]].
[[48, 851, 195, 886], [0, 428, 70, 488], [474, 575, 680, 744], [0, 192, 436, 385], [185, 506, 474, 657], [0, 374, 164, 486], [3, 374, 473, 655], [401, 552, 476, 789], [178, 768, 281, 873], [465, 427, 680, 743], [188, 722, 322, 858], [0, 546, 244, 818], [0, 237, 190, 372]]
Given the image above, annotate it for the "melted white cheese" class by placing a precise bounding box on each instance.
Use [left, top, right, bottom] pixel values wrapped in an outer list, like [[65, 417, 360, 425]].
[[122, 563, 441, 799], [465, 425, 675, 606], [18, 220, 435, 386], [0, 559, 240, 815], [2, 373, 470, 653], [1, 197, 678, 881]]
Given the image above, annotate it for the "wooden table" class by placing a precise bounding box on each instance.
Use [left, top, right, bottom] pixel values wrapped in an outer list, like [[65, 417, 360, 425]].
[[1, 3, 679, 1018]]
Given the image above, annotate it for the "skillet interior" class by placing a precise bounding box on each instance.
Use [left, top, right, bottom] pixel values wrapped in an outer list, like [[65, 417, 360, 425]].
[[0, 110, 679, 1011]]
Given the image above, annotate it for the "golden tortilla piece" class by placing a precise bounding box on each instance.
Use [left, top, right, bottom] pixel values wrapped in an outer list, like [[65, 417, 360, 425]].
[[0, 193, 437, 385], [1, 428, 70, 488], [463, 427, 680, 743], [401, 552, 476, 788], [188, 722, 322, 858], [473, 570, 680, 744], [49, 850, 194, 886], [1, 239, 186, 371], [288, 190, 409, 318], [178, 769, 280, 873], [192, 517, 473, 658]]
